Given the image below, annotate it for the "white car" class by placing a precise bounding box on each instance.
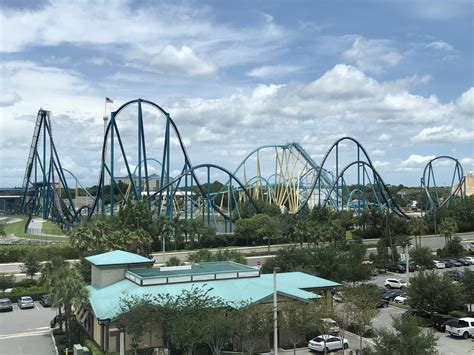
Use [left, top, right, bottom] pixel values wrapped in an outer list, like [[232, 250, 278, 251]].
[[433, 260, 446, 269], [394, 294, 408, 304], [446, 317, 474, 339], [320, 318, 340, 334], [463, 256, 474, 265], [308, 335, 349, 352], [384, 278, 407, 289]]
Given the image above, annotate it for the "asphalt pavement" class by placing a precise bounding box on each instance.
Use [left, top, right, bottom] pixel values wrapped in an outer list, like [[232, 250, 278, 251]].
[[0, 301, 57, 355]]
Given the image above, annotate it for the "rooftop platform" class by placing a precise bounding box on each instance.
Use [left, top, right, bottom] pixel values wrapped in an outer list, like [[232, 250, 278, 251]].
[[126, 261, 260, 286]]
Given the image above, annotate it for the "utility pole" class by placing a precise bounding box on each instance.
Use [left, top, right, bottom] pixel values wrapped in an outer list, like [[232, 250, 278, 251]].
[[273, 267, 280, 355]]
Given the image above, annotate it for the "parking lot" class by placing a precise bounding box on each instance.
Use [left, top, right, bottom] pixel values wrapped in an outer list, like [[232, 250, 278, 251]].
[[0, 301, 57, 355]]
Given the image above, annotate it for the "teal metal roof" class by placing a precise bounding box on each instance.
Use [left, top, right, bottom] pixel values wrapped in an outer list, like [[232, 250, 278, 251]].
[[87, 271, 339, 320], [85, 250, 154, 267]]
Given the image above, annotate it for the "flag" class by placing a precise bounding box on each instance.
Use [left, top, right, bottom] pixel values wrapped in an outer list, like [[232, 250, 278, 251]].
[[105, 97, 113, 103]]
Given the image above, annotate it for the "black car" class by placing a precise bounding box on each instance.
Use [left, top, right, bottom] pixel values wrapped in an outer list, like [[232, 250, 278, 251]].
[[441, 259, 454, 268], [402, 308, 430, 319], [399, 262, 417, 272], [447, 269, 463, 281], [388, 264, 406, 273], [455, 258, 471, 266], [434, 317, 458, 332], [447, 259, 462, 267], [377, 298, 389, 308], [383, 289, 402, 301], [39, 295, 51, 307]]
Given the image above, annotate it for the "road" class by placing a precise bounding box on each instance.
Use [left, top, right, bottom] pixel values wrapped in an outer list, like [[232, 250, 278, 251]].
[[1, 232, 473, 275]]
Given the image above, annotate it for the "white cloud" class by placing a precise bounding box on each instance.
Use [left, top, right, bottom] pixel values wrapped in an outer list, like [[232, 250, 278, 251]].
[[425, 41, 455, 52], [150, 45, 217, 77], [87, 57, 109, 66], [460, 158, 474, 167], [246, 65, 302, 78], [411, 126, 474, 143], [400, 155, 435, 167], [0, 91, 22, 107], [373, 161, 389, 169], [377, 133, 392, 141], [343, 37, 402, 73]]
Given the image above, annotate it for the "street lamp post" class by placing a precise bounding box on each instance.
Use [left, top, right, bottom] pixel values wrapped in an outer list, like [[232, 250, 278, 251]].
[[273, 267, 280, 355]]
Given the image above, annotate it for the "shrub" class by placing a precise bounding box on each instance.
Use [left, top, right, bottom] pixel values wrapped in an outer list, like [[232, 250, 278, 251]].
[[0, 245, 79, 263], [14, 279, 37, 288], [8, 285, 47, 301], [449, 310, 468, 318], [85, 339, 105, 355]]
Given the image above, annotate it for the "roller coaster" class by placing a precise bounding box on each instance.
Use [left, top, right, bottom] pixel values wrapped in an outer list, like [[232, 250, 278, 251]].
[[19, 99, 468, 230]]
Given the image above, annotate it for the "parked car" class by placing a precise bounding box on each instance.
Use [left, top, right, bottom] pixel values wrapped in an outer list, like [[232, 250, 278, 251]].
[[445, 259, 462, 267], [402, 308, 430, 319], [455, 258, 471, 266], [332, 291, 343, 303], [17, 296, 34, 309], [394, 293, 408, 304], [399, 261, 417, 272], [466, 242, 474, 253], [433, 260, 446, 269], [384, 278, 407, 289], [382, 289, 403, 301], [434, 317, 458, 332], [463, 256, 474, 264], [440, 259, 454, 268], [388, 264, 406, 273], [0, 298, 13, 312], [308, 335, 349, 352], [39, 295, 51, 307], [447, 269, 463, 281], [377, 298, 389, 308], [445, 317, 474, 339]]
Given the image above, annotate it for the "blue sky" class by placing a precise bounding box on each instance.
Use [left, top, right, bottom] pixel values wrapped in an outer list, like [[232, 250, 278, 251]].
[[0, 0, 472, 188]]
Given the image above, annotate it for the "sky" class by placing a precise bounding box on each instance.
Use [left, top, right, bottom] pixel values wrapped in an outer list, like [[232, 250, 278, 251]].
[[0, 0, 473, 189]]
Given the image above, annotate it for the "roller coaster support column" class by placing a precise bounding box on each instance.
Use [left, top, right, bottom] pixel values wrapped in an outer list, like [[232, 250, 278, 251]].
[[336, 144, 339, 211], [110, 112, 115, 218], [42, 114, 47, 219]]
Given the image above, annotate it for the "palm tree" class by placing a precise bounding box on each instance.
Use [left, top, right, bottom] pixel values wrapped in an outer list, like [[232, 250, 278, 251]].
[[41, 257, 69, 330], [409, 217, 427, 248], [438, 217, 458, 245], [42, 258, 88, 347]]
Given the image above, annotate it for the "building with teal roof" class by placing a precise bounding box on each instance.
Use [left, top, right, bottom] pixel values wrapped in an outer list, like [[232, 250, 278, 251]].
[[79, 250, 340, 353]]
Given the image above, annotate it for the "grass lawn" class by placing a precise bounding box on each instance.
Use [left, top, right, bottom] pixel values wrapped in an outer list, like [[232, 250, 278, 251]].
[[41, 220, 65, 236], [4, 215, 28, 238]]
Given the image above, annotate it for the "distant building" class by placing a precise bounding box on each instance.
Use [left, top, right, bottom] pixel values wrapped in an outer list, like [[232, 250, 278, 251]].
[[79, 250, 340, 353], [466, 171, 474, 197], [115, 173, 161, 191]]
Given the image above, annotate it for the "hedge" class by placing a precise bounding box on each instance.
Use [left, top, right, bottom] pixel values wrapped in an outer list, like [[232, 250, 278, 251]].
[[6, 285, 47, 301], [0, 245, 79, 263]]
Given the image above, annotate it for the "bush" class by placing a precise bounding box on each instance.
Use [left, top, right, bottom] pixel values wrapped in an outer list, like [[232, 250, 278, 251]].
[[14, 278, 37, 288], [7, 285, 47, 301], [449, 310, 468, 318], [85, 339, 105, 355], [0, 245, 79, 263]]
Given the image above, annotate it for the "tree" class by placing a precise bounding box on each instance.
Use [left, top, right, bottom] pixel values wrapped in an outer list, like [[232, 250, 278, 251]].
[[374, 316, 438, 355], [21, 250, 41, 279], [409, 247, 434, 270], [438, 217, 457, 244], [279, 301, 319, 355], [170, 287, 228, 355], [409, 217, 426, 249], [344, 284, 380, 352], [188, 249, 246, 264], [405, 270, 465, 318], [0, 273, 14, 293], [460, 269, 474, 312], [236, 304, 272, 354], [43, 261, 88, 347], [340, 242, 372, 284], [440, 236, 464, 257], [203, 307, 237, 355]]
